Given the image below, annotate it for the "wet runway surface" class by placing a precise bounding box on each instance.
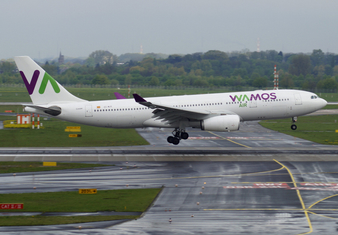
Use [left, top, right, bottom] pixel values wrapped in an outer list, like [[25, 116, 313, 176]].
[[0, 121, 337, 162], [136, 120, 336, 148], [1, 161, 338, 234], [0, 120, 337, 234]]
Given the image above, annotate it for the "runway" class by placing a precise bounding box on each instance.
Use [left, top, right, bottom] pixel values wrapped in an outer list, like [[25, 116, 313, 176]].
[[1, 161, 338, 234], [0, 121, 336, 163], [0, 116, 337, 234]]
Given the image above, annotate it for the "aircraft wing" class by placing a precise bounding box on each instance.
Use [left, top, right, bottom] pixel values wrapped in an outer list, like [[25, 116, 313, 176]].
[[133, 94, 237, 124]]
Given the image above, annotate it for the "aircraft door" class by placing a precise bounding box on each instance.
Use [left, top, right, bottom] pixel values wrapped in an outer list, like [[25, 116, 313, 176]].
[[294, 93, 302, 105], [85, 105, 93, 117]]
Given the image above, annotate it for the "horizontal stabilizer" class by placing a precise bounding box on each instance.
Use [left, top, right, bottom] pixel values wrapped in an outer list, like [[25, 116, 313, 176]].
[[24, 105, 61, 116]]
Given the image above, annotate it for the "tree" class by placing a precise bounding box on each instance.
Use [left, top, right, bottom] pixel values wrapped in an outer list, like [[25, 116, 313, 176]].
[[203, 50, 228, 61], [280, 73, 294, 88], [125, 74, 132, 85], [313, 65, 325, 78], [87, 50, 115, 66], [166, 54, 182, 63], [92, 74, 109, 85], [288, 54, 311, 76], [311, 49, 325, 66], [149, 76, 160, 86], [0, 61, 16, 74], [317, 77, 338, 90], [333, 65, 338, 76], [252, 76, 268, 88], [42, 63, 58, 76]]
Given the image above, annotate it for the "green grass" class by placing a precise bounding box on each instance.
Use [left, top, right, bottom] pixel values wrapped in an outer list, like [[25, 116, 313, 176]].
[[323, 104, 338, 109], [0, 162, 109, 174], [0, 118, 148, 147], [0, 88, 30, 102], [0, 215, 138, 226], [0, 189, 161, 212], [260, 115, 338, 145], [0, 188, 161, 226], [0, 105, 22, 113], [319, 93, 338, 102]]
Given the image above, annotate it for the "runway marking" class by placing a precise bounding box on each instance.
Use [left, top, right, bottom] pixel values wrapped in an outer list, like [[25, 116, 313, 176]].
[[208, 131, 251, 148], [307, 211, 338, 220], [273, 159, 313, 235], [205, 208, 338, 212], [233, 182, 338, 184], [204, 208, 303, 211], [226, 137, 265, 139], [308, 194, 338, 210], [188, 137, 220, 140]]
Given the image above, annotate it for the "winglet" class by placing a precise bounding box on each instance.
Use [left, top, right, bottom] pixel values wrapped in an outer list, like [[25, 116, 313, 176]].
[[133, 93, 147, 103], [114, 92, 126, 99]]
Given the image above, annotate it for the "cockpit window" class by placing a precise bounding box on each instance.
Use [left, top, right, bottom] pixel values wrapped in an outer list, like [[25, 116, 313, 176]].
[[311, 95, 318, 99]]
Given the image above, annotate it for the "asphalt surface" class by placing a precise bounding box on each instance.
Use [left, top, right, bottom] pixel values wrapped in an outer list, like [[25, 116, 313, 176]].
[[0, 108, 337, 234], [0, 161, 338, 234], [0, 121, 337, 163]]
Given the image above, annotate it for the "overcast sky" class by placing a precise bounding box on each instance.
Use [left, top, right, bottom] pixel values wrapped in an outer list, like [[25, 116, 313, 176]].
[[1, 0, 338, 59]]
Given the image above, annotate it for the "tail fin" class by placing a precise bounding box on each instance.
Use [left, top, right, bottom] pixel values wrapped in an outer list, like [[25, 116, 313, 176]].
[[14, 56, 85, 105]]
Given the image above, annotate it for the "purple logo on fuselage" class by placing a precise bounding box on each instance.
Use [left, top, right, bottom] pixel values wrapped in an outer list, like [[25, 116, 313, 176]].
[[229, 92, 277, 102]]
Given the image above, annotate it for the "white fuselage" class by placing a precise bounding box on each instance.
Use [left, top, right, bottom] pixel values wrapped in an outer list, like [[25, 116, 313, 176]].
[[33, 89, 326, 129]]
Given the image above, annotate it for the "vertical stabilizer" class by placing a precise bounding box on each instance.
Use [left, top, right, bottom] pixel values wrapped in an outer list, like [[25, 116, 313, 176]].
[[14, 56, 85, 105]]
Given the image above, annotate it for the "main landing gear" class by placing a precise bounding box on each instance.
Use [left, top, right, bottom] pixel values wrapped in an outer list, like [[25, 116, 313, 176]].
[[167, 128, 189, 145], [291, 117, 297, 130]]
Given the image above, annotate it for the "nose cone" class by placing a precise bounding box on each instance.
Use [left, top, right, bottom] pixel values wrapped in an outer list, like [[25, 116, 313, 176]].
[[319, 98, 327, 109]]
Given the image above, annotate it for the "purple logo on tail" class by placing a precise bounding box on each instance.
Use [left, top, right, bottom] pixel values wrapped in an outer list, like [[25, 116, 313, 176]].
[[20, 70, 40, 95]]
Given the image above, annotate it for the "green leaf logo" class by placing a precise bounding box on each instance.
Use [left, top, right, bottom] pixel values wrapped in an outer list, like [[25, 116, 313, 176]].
[[39, 72, 60, 94]]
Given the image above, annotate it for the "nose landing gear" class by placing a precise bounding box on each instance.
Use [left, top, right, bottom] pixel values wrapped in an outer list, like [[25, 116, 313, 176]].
[[167, 128, 189, 145], [291, 117, 297, 130]]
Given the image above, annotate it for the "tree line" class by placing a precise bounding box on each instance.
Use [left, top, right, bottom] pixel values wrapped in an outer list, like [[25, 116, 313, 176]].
[[0, 49, 338, 92]]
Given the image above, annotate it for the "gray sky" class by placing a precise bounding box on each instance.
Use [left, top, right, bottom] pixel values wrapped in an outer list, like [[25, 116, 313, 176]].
[[1, 0, 338, 59]]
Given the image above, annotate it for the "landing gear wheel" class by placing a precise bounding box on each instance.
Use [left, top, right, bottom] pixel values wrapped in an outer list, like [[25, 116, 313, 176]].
[[172, 137, 180, 145], [181, 132, 189, 140], [167, 136, 174, 143], [291, 124, 297, 130]]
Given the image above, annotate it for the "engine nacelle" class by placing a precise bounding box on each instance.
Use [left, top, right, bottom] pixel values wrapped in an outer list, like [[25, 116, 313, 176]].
[[200, 115, 240, 132]]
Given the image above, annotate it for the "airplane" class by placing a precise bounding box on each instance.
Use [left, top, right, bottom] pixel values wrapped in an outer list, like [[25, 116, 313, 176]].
[[14, 56, 327, 145]]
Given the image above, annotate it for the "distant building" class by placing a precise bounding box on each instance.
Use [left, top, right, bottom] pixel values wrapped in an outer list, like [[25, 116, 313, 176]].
[[58, 52, 64, 64]]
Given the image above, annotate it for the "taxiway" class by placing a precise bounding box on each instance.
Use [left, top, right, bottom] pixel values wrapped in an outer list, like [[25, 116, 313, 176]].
[[0, 117, 337, 234]]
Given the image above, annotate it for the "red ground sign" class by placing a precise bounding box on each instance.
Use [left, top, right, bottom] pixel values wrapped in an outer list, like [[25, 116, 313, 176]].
[[0, 204, 24, 209]]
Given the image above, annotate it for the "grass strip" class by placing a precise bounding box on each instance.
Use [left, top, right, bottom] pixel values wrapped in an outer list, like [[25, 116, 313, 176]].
[[0, 162, 109, 174], [260, 115, 338, 145], [0, 189, 161, 212], [0, 215, 138, 226], [322, 104, 338, 109], [0, 117, 148, 147], [0, 188, 161, 226]]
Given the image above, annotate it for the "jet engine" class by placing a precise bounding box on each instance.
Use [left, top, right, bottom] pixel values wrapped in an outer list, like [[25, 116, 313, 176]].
[[200, 115, 240, 132]]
